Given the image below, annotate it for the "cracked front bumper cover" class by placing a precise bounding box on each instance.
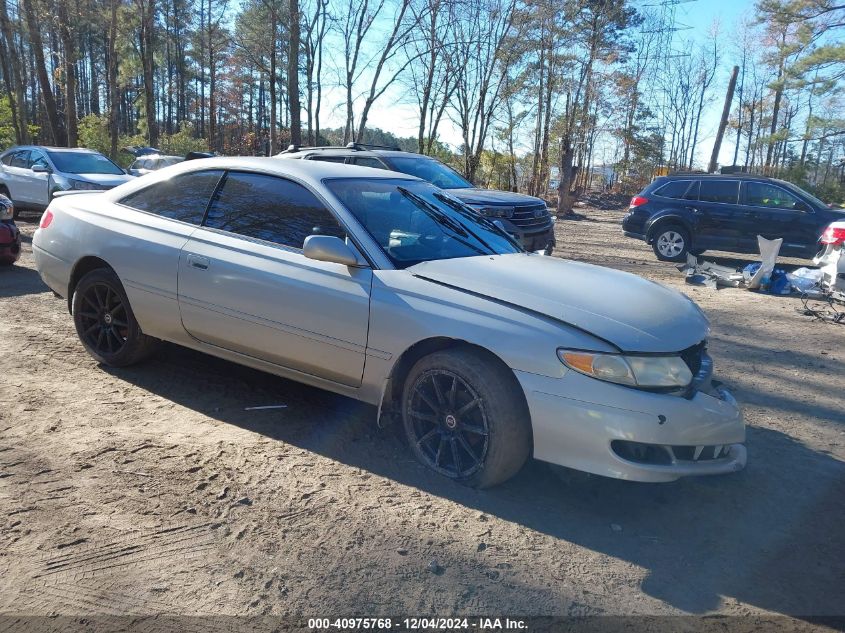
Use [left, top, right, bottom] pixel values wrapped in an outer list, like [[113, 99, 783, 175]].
[[515, 369, 746, 483]]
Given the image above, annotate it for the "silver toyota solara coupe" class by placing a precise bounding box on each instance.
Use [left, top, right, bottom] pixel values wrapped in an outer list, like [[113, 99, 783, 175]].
[[32, 158, 746, 487]]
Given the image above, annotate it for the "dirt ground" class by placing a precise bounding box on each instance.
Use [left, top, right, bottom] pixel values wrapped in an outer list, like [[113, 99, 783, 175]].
[[1, 203, 843, 627]]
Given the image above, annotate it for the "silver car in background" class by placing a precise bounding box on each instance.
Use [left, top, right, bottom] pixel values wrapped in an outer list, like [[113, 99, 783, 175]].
[[127, 154, 185, 177], [0, 146, 133, 217], [32, 158, 745, 487]]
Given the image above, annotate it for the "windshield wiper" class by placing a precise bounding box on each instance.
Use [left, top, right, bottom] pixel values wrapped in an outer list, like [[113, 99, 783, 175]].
[[397, 187, 491, 257]]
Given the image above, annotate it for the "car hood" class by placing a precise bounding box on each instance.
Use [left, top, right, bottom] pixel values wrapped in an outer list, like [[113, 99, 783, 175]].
[[445, 188, 546, 207], [74, 173, 134, 187], [408, 254, 709, 353]]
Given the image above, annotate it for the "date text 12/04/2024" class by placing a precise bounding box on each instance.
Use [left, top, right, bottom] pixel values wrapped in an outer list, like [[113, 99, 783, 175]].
[[307, 618, 528, 630]]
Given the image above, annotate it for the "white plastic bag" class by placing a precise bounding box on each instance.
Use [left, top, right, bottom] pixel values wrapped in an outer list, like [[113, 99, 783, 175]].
[[747, 236, 783, 290]]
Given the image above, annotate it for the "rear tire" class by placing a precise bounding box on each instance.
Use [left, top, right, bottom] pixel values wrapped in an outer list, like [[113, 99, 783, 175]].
[[652, 224, 690, 262], [401, 347, 532, 488], [72, 268, 159, 366]]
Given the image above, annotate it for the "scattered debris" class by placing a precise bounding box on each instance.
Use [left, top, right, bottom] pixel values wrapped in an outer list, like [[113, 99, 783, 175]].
[[747, 237, 783, 290], [797, 294, 845, 325], [679, 255, 743, 288], [787, 268, 826, 298], [679, 235, 844, 308]]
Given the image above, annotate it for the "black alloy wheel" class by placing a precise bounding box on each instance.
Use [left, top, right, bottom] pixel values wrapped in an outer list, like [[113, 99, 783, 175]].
[[72, 268, 158, 366], [406, 369, 490, 479], [77, 281, 130, 356]]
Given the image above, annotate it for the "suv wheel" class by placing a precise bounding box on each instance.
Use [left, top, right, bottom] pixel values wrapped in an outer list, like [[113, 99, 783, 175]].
[[652, 225, 690, 262], [401, 347, 531, 488]]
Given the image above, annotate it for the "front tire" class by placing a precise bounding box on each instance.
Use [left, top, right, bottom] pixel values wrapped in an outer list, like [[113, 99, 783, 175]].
[[652, 225, 690, 262], [401, 348, 532, 488], [72, 268, 158, 366]]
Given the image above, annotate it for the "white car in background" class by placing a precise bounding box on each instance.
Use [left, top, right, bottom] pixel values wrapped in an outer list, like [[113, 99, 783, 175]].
[[31, 157, 745, 487], [0, 146, 133, 217]]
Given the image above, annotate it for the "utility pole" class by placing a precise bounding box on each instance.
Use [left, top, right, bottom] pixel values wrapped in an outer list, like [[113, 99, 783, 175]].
[[708, 65, 739, 173]]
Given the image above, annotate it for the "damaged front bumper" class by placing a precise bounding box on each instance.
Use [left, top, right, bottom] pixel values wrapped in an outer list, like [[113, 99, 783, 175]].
[[516, 369, 746, 483]]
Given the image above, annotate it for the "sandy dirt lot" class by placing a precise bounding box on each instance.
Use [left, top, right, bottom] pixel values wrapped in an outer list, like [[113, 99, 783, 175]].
[[1, 202, 843, 626]]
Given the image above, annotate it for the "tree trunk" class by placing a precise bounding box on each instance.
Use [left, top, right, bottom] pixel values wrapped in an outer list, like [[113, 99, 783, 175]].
[[0, 0, 30, 143], [556, 138, 574, 216], [269, 9, 278, 152], [57, 0, 78, 146], [288, 0, 301, 145], [708, 65, 739, 174], [108, 0, 119, 157]]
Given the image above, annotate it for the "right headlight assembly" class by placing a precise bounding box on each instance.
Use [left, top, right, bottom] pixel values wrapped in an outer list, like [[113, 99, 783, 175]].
[[557, 349, 693, 389]]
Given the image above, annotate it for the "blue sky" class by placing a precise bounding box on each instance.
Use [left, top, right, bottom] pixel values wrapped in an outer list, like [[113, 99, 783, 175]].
[[315, 0, 761, 167]]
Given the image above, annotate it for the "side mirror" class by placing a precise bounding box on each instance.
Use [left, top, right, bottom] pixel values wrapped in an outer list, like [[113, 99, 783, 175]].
[[303, 235, 366, 267], [31, 163, 50, 173]]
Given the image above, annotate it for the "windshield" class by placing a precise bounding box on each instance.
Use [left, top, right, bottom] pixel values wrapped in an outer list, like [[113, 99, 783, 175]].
[[383, 157, 472, 190], [46, 150, 125, 175], [325, 178, 522, 268]]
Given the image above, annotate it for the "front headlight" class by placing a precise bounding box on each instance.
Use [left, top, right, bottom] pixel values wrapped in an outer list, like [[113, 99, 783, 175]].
[[469, 204, 511, 218], [68, 179, 103, 191], [557, 349, 693, 388]]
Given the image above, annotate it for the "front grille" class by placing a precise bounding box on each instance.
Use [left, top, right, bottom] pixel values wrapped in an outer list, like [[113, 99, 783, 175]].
[[509, 204, 550, 230]]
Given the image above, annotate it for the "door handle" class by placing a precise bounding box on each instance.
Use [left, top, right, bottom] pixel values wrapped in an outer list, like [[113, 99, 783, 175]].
[[186, 253, 209, 270]]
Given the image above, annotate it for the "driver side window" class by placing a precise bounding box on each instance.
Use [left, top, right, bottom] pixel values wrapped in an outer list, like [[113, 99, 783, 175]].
[[203, 171, 346, 249], [744, 182, 804, 211], [30, 152, 49, 170]]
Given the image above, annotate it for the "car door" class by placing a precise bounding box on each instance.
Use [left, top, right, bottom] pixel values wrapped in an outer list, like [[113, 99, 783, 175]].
[[177, 170, 373, 387], [692, 179, 747, 252], [740, 181, 817, 255], [5, 150, 33, 204], [26, 150, 52, 206]]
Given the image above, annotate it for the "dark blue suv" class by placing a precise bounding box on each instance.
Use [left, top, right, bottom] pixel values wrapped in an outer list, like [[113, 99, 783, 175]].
[[622, 174, 845, 261]]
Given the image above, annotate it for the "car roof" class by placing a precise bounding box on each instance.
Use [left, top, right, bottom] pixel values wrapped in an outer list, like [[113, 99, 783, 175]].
[[4, 145, 100, 154], [659, 173, 781, 182], [277, 146, 431, 160], [135, 154, 183, 161], [109, 155, 421, 198]]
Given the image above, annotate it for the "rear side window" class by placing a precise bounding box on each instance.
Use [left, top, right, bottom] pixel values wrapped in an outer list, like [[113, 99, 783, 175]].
[[203, 171, 345, 249], [698, 180, 739, 204], [654, 180, 695, 199], [119, 170, 224, 224], [1, 152, 15, 166]]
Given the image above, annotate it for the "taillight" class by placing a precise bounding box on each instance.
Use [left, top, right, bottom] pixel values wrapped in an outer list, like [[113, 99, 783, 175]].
[[820, 226, 845, 245], [39, 209, 54, 229], [629, 196, 649, 208]]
